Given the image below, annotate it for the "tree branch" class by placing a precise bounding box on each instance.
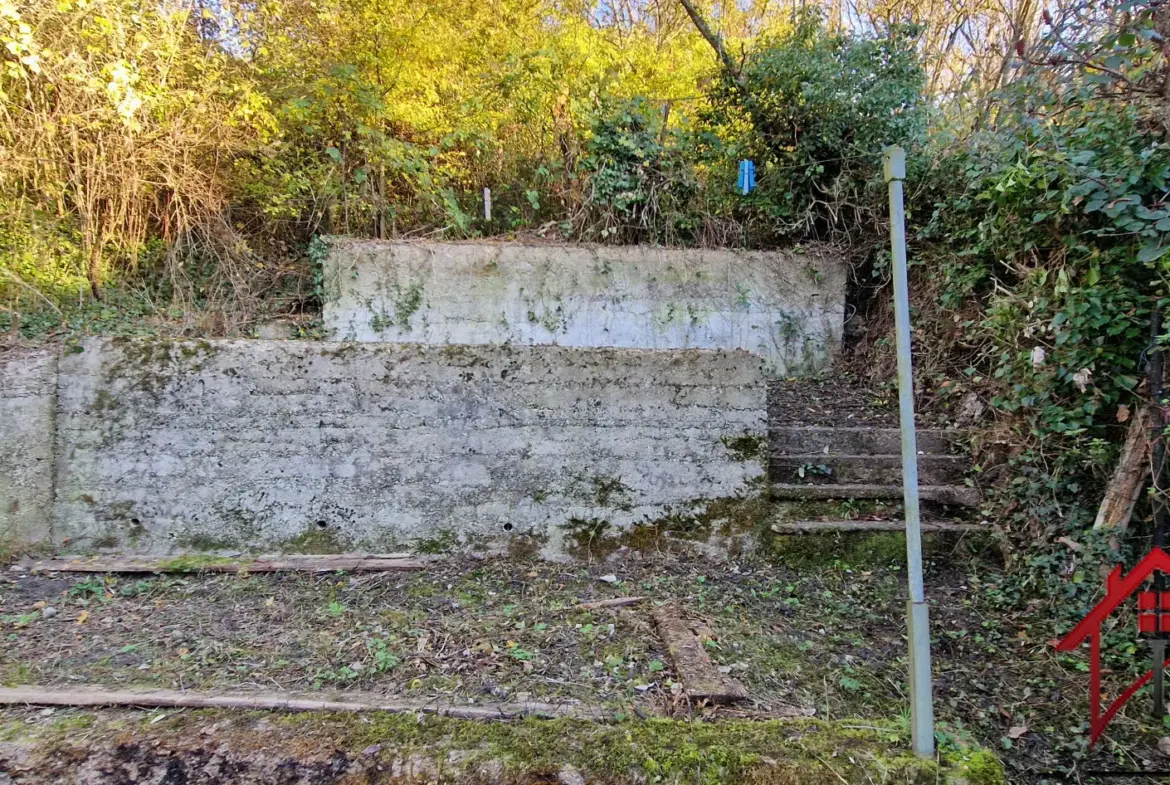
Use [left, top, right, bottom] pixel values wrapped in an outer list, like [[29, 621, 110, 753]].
[[677, 0, 740, 80]]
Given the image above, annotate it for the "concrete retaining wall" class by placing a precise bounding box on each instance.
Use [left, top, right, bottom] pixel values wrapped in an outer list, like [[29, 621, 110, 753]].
[[323, 241, 846, 375], [0, 348, 57, 547], [36, 338, 765, 556]]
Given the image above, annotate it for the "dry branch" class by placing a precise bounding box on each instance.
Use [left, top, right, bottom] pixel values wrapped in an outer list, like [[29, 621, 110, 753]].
[[0, 686, 615, 721], [1094, 405, 1152, 533], [21, 554, 425, 574]]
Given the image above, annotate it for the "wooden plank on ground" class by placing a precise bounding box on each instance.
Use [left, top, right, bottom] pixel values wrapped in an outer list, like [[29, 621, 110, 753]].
[[651, 604, 747, 704], [20, 554, 424, 574], [1094, 405, 1152, 532], [0, 686, 615, 721]]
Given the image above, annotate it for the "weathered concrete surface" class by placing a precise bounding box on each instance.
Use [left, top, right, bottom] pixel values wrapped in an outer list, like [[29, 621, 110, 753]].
[[323, 240, 846, 375], [53, 339, 765, 556], [0, 348, 56, 546]]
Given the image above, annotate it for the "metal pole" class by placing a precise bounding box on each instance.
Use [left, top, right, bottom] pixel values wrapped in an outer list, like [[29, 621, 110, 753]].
[[883, 146, 935, 758], [1151, 309, 1167, 717]]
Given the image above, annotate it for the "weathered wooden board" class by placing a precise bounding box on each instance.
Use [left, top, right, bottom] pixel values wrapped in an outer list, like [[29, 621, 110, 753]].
[[651, 604, 747, 704]]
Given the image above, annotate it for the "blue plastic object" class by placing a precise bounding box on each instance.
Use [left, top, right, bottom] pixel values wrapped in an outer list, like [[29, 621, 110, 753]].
[[738, 160, 756, 194]]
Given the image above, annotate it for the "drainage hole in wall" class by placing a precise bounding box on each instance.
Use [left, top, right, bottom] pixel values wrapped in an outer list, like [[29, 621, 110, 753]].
[[130, 518, 140, 525], [503, 523, 513, 532], [316, 520, 328, 530]]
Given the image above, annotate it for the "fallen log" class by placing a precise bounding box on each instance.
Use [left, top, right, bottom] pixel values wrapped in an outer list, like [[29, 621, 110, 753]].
[[1094, 405, 1152, 533], [20, 554, 424, 574], [651, 604, 747, 704], [0, 686, 615, 721]]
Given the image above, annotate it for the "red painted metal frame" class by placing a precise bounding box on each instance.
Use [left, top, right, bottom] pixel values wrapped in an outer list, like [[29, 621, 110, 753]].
[[1056, 548, 1170, 744]]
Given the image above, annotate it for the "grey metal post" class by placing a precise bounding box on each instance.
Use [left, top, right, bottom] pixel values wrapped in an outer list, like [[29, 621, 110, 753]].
[[883, 146, 935, 757]]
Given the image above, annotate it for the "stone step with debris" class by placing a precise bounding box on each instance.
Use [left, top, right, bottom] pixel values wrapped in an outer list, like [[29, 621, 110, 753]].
[[770, 482, 981, 507], [769, 453, 967, 485], [768, 519, 984, 534], [769, 426, 966, 456]]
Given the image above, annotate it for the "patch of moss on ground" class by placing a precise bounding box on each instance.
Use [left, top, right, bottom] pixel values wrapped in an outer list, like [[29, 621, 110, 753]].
[[950, 748, 1007, 785], [0, 709, 973, 785], [157, 554, 238, 572], [768, 531, 996, 570], [562, 493, 770, 559]]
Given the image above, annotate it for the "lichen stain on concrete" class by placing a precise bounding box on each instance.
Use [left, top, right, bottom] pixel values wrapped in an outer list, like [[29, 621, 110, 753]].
[[323, 240, 846, 375]]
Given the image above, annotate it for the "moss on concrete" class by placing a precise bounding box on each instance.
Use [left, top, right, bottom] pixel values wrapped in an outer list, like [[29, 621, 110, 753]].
[[414, 529, 459, 555], [277, 525, 350, 555], [721, 432, 767, 463]]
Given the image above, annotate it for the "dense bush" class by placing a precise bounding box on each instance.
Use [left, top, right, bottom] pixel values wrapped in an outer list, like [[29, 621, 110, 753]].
[[703, 15, 926, 244], [898, 2, 1170, 591]]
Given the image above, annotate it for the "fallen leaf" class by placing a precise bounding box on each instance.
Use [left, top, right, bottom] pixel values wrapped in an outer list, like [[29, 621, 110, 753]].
[[1056, 536, 1082, 552], [1117, 404, 1131, 423], [598, 574, 618, 584], [1007, 725, 1028, 739], [76, 610, 89, 624], [1158, 737, 1170, 757]]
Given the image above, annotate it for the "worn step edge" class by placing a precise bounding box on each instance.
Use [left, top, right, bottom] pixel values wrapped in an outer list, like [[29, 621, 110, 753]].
[[769, 453, 967, 463], [768, 426, 966, 454], [769, 454, 968, 484], [770, 483, 981, 507], [770, 520, 985, 534]]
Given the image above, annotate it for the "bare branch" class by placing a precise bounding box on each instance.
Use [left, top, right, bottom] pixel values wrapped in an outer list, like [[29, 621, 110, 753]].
[[677, 0, 741, 79]]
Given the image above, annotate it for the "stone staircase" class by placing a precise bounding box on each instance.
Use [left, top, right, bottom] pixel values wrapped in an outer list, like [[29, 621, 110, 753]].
[[766, 381, 982, 534]]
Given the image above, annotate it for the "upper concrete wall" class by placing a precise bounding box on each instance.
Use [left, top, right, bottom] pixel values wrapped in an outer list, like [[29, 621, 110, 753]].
[[0, 347, 57, 546], [323, 241, 846, 375], [52, 339, 765, 556]]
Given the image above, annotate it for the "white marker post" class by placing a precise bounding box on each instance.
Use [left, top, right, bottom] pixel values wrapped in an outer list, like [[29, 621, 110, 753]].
[[483, 188, 492, 222], [883, 146, 935, 758]]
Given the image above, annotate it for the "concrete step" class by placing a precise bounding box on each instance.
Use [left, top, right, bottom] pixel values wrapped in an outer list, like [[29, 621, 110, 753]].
[[769, 519, 984, 534], [770, 482, 981, 507], [769, 454, 966, 485], [769, 426, 965, 456]]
